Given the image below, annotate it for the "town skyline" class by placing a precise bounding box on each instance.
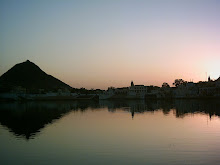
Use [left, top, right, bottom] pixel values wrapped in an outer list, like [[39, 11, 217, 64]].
[[1, 0, 220, 89], [1, 60, 219, 91]]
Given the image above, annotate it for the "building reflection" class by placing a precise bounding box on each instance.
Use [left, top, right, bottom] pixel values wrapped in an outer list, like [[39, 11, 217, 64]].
[[173, 99, 220, 119], [100, 99, 220, 119], [0, 99, 219, 140]]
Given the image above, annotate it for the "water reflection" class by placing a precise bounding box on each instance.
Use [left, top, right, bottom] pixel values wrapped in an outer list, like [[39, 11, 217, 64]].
[[100, 99, 220, 119], [0, 101, 100, 139], [0, 99, 219, 140]]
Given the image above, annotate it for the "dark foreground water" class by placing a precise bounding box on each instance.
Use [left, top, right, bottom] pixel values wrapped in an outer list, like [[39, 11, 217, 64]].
[[0, 99, 220, 165]]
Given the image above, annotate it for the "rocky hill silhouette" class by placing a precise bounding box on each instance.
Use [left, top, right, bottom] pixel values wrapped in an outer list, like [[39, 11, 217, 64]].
[[0, 60, 72, 92]]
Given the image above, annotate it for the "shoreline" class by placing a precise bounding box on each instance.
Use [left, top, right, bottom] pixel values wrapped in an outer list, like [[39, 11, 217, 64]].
[[0, 96, 219, 102]]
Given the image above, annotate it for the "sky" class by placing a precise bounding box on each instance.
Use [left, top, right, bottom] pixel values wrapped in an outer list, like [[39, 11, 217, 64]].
[[0, 0, 220, 89]]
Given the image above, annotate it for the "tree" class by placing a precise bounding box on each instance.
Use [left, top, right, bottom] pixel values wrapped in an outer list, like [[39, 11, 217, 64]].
[[173, 79, 187, 87], [162, 82, 170, 88]]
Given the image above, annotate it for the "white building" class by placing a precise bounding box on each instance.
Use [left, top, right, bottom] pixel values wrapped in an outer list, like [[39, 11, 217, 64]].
[[128, 81, 147, 98]]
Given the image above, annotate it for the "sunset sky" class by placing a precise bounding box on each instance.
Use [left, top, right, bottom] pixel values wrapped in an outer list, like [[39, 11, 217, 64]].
[[1, 0, 220, 89]]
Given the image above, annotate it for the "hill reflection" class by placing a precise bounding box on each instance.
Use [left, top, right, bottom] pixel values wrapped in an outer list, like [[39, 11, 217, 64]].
[[0, 99, 219, 140], [0, 101, 100, 139]]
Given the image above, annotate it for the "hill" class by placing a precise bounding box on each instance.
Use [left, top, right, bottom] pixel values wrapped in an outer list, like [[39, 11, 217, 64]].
[[0, 60, 72, 92]]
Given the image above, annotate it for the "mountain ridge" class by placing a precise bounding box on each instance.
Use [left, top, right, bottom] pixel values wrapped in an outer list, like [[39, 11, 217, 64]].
[[0, 60, 72, 92]]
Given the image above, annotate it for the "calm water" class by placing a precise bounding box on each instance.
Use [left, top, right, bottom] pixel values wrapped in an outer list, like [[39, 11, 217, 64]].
[[0, 100, 220, 165]]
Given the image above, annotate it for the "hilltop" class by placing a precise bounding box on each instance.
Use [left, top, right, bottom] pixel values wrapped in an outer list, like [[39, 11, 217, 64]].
[[0, 60, 72, 92]]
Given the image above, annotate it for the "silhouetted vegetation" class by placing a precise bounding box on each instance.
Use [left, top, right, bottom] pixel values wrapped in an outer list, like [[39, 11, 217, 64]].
[[162, 82, 170, 88], [173, 79, 187, 87]]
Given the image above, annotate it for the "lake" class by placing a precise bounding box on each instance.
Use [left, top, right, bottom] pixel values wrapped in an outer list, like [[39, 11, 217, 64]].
[[0, 99, 220, 165]]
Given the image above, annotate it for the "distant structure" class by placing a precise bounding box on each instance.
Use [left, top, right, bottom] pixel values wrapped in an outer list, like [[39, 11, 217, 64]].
[[131, 81, 134, 86], [129, 81, 147, 95]]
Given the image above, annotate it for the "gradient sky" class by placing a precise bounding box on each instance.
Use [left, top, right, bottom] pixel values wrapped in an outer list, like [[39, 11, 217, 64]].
[[1, 0, 220, 89]]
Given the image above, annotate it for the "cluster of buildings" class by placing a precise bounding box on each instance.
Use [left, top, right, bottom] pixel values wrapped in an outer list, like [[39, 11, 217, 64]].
[[99, 81, 148, 99], [99, 77, 220, 99], [173, 77, 220, 98], [0, 87, 78, 101]]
